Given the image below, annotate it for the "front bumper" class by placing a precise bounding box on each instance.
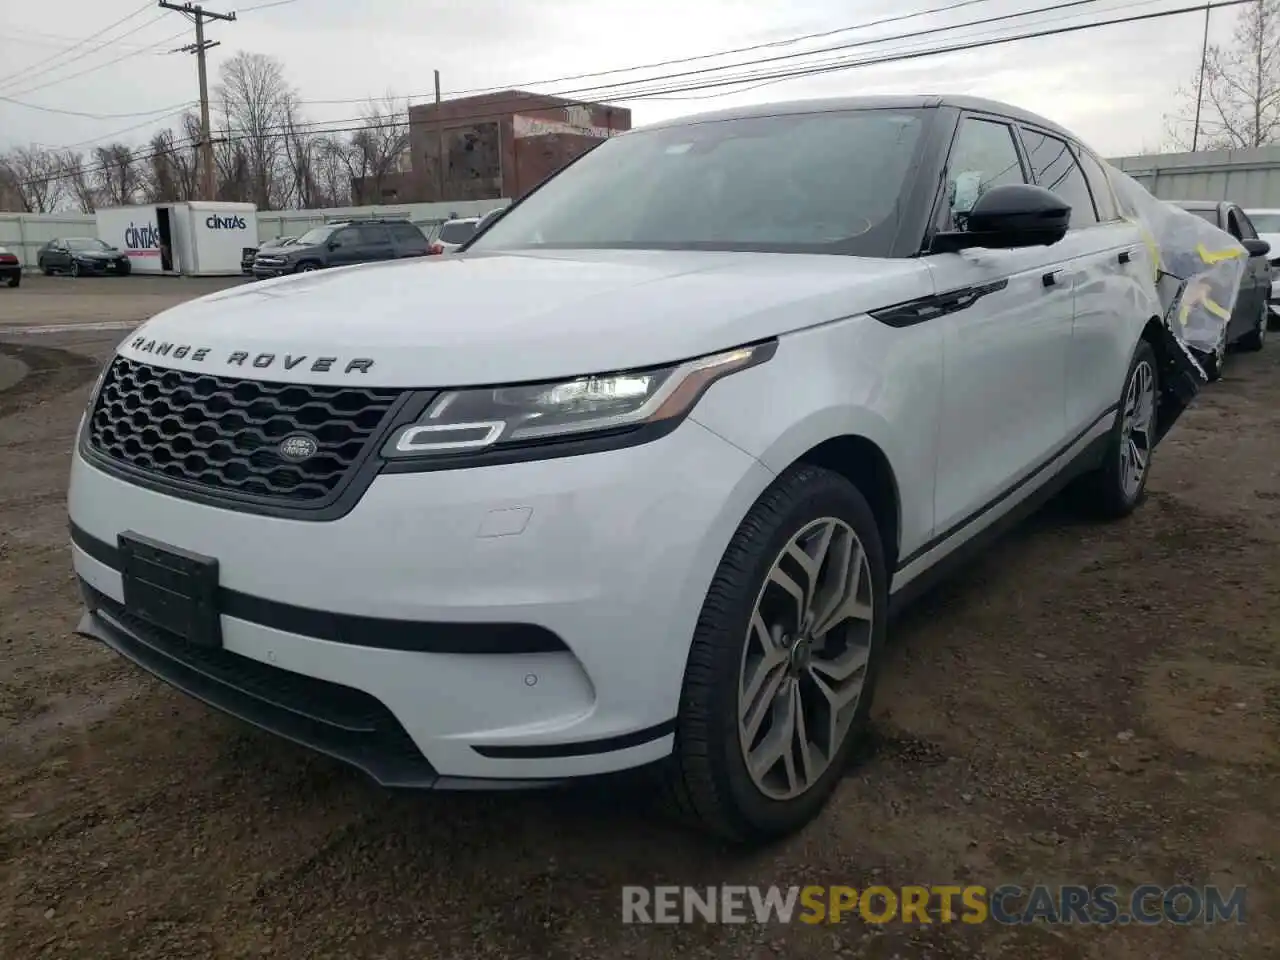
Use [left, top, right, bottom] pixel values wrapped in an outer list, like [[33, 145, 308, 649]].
[[76, 258, 130, 275], [251, 261, 290, 278], [69, 419, 773, 783]]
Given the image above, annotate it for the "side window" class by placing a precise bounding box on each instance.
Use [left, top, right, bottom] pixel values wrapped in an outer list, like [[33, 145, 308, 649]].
[[1074, 148, 1120, 221], [352, 225, 392, 246], [389, 222, 425, 246], [1232, 208, 1258, 240], [943, 117, 1027, 227], [1020, 128, 1099, 227]]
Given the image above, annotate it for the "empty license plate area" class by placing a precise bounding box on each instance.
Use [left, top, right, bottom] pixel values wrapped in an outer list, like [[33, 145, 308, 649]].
[[118, 532, 222, 648]]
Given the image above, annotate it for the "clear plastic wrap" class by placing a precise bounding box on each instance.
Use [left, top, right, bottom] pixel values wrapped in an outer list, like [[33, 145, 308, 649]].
[[1105, 166, 1248, 372]]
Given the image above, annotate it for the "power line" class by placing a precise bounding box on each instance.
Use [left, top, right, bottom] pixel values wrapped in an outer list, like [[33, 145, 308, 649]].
[[13, 0, 1255, 191], [293, 0, 1005, 108], [1, 26, 190, 100], [0, 97, 197, 120], [0, 5, 162, 94]]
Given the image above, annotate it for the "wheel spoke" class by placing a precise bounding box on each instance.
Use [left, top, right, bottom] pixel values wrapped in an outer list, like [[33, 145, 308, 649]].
[[767, 565, 806, 629], [791, 687, 816, 787], [809, 667, 860, 754], [741, 660, 787, 744], [810, 642, 870, 683], [783, 519, 835, 613], [747, 681, 796, 786], [812, 549, 872, 638]]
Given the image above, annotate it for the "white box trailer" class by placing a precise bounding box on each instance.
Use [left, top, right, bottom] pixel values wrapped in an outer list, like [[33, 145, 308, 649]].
[[95, 201, 258, 277]]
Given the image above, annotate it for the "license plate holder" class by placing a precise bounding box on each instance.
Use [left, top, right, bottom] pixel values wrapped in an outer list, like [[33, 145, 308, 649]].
[[118, 532, 221, 648]]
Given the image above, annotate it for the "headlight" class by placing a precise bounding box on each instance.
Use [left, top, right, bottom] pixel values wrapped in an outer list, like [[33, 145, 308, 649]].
[[382, 340, 775, 460]]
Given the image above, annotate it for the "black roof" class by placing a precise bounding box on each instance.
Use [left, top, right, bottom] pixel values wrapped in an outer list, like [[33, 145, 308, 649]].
[[642, 94, 1077, 141]]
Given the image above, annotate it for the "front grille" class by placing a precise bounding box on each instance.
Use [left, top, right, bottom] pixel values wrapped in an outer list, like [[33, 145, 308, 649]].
[[87, 356, 404, 503]]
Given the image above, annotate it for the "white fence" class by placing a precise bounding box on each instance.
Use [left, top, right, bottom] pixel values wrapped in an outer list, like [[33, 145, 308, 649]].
[[0, 198, 510, 270]]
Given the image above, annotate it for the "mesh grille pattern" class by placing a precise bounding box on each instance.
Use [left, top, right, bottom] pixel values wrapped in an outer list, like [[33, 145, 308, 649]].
[[87, 357, 403, 502]]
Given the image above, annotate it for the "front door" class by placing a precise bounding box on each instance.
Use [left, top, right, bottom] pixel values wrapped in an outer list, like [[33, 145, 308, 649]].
[[1228, 206, 1267, 337], [924, 113, 1075, 539]]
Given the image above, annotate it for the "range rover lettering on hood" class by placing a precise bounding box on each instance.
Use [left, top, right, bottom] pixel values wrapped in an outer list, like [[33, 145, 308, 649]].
[[126, 336, 375, 374]]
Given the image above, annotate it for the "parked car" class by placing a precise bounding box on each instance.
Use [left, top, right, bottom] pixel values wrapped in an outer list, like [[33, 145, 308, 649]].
[[427, 217, 480, 255], [38, 237, 131, 277], [252, 219, 429, 278], [241, 236, 297, 275], [71, 94, 1198, 843], [0, 246, 19, 287], [1244, 207, 1280, 321], [1169, 201, 1271, 357]]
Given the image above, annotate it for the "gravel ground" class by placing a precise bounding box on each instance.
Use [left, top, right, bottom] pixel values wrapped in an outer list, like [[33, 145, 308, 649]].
[[1, 276, 1277, 959]]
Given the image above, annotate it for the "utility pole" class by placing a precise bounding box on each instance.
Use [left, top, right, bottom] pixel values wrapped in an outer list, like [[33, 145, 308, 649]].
[[434, 70, 446, 203], [160, 2, 236, 200], [1192, 2, 1211, 152]]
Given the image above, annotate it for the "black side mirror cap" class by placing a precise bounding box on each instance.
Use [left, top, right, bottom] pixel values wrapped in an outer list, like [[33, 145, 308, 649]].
[[931, 183, 1071, 254], [1243, 237, 1271, 258]]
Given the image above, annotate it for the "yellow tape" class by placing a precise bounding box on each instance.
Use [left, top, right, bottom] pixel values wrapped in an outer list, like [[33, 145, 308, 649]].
[[1201, 297, 1232, 321], [1124, 216, 1162, 278], [1196, 242, 1245, 265]]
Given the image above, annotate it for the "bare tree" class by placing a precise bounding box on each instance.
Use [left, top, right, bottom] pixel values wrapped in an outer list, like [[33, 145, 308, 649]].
[[91, 143, 144, 207], [1167, 0, 1280, 150], [312, 136, 353, 207], [145, 114, 202, 202], [341, 96, 410, 204], [281, 93, 321, 209], [0, 146, 65, 212], [57, 151, 97, 213], [216, 51, 294, 209]]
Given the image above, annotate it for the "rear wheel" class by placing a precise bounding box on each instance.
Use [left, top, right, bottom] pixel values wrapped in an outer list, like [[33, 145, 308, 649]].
[[662, 465, 888, 843], [1237, 301, 1268, 351], [1072, 340, 1158, 519], [5, 274, 18, 288]]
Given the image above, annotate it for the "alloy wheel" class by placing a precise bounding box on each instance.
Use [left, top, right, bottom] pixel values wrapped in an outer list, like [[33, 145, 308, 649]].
[[1119, 359, 1156, 498], [737, 517, 874, 801]]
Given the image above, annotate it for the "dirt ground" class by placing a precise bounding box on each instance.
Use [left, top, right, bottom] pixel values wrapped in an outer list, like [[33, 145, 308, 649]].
[[1, 275, 1277, 959]]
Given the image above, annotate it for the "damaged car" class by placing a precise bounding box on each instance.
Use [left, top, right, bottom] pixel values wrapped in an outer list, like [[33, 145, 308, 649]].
[[69, 95, 1240, 843]]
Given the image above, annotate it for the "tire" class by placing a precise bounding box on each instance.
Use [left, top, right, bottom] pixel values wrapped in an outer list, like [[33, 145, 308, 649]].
[[661, 464, 889, 844], [1071, 339, 1159, 520], [69, 260, 80, 278], [1236, 301, 1268, 352], [296, 261, 320, 273], [39, 259, 52, 276], [6, 274, 19, 288]]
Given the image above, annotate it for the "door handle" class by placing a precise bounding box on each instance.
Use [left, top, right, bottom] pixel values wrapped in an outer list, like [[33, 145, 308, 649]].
[[1042, 269, 1066, 288]]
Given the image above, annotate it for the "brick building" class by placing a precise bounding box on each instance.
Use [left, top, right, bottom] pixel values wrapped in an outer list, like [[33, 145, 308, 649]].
[[407, 90, 631, 203]]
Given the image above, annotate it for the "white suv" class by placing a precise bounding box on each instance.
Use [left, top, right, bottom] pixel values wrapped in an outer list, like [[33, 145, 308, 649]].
[[68, 95, 1192, 842]]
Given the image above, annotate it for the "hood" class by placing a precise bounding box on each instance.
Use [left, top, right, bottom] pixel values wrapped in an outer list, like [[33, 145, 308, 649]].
[[119, 249, 930, 387], [78, 249, 121, 259]]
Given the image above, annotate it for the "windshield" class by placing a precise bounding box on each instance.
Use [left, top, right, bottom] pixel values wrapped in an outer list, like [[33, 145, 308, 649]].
[[1248, 212, 1280, 233], [469, 108, 927, 256], [66, 238, 111, 251], [295, 226, 337, 246]]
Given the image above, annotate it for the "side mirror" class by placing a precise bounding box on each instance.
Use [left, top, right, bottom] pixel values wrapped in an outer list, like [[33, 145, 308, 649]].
[[1242, 237, 1270, 258], [931, 183, 1071, 254], [327, 239, 341, 250]]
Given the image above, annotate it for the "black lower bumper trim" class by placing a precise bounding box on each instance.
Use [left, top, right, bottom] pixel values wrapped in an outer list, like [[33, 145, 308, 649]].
[[70, 523, 568, 655], [78, 579, 441, 787], [470, 718, 677, 759]]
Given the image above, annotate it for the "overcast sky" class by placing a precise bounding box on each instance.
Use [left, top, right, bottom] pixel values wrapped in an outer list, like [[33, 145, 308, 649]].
[[0, 0, 1246, 159]]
